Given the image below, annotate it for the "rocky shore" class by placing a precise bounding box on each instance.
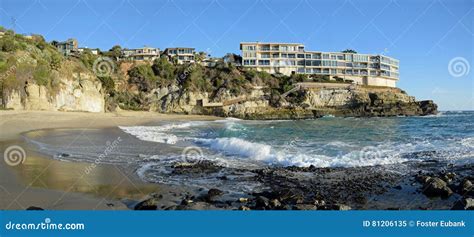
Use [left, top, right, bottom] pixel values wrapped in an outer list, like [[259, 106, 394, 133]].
[[131, 157, 472, 211]]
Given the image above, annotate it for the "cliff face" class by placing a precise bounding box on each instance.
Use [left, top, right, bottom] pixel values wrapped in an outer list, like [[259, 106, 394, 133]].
[[3, 72, 105, 112], [144, 84, 437, 119]]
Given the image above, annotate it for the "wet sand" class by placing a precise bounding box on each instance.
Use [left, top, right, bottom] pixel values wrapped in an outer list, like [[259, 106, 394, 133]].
[[0, 111, 218, 210]]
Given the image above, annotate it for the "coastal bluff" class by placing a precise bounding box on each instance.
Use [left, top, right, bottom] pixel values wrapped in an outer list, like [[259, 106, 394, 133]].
[[148, 83, 438, 119], [1, 76, 436, 119], [3, 71, 104, 113]]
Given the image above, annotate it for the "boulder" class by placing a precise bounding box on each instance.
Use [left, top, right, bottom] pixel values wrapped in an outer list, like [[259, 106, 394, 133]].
[[422, 177, 453, 198], [239, 206, 251, 211], [461, 179, 473, 196], [451, 198, 474, 210], [255, 196, 270, 210], [269, 199, 282, 209], [26, 206, 44, 210], [207, 188, 223, 198], [134, 197, 161, 210]]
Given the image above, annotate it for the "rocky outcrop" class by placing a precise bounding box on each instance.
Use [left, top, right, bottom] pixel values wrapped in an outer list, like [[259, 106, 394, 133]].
[[3, 72, 105, 112], [145, 84, 437, 119]]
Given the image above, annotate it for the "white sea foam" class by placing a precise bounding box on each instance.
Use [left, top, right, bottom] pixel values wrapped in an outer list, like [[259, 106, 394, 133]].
[[193, 137, 412, 168], [460, 137, 474, 148], [119, 122, 195, 144], [196, 137, 272, 160]]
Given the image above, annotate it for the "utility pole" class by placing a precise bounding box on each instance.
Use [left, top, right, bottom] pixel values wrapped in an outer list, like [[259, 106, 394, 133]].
[[11, 17, 16, 31]]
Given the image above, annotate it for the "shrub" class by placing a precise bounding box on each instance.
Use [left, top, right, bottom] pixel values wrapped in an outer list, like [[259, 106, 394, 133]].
[[128, 64, 157, 92], [0, 36, 18, 52], [33, 61, 51, 86], [98, 76, 115, 94]]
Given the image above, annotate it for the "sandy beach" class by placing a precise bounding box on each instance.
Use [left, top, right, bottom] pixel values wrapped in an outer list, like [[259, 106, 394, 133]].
[[0, 111, 218, 210]]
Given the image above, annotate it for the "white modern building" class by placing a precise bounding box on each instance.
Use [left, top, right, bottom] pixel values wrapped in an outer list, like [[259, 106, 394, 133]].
[[240, 42, 399, 87]]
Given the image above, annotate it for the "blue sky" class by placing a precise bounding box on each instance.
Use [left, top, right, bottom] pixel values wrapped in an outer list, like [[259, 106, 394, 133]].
[[0, 0, 472, 110]]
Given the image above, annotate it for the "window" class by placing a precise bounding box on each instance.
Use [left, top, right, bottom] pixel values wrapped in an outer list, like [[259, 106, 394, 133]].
[[353, 54, 369, 62], [244, 45, 256, 51], [259, 45, 270, 51], [258, 60, 270, 65], [243, 60, 256, 65]]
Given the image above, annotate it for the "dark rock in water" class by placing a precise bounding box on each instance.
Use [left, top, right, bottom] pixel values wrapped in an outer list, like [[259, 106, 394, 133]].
[[405, 151, 438, 160], [451, 198, 474, 210], [318, 204, 351, 210], [461, 179, 473, 196], [176, 201, 219, 210], [238, 197, 249, 203], [416, 175, 432, 184], [441, 172, 456, 183], [255, 196, 270, 210], [208, 188, 224, 198], [205, 188, 224, 202], [181, 199, 194, 205], [172, 160, 222, 174], [26, 206, 44, 210], [293, 204, 317, 210], [56, 153, 70, 158], [134, 197, 161, 210], [417, 100, 438, 115], [269, 199, 282, 209], [422, 177, 453, 198]]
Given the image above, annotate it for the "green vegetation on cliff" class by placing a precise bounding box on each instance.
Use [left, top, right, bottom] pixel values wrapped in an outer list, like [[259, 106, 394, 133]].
[[0, 28, 66, 103]]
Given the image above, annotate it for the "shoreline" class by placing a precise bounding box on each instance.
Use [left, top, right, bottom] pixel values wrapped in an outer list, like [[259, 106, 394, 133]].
[[0, 111, 472, 210], [0, 111, 219, 210]]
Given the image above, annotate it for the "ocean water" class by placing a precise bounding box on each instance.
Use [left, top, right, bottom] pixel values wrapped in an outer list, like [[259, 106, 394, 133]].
[[25, 111, 474, 189], [120, 111, 474, 167]]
